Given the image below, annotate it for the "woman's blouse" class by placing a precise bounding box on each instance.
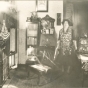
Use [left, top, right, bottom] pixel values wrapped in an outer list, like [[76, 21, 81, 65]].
[[58, 27, 74, 55]]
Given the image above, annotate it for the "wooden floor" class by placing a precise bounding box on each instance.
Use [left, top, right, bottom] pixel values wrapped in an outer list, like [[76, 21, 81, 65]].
[[2, 64, 88, 88]]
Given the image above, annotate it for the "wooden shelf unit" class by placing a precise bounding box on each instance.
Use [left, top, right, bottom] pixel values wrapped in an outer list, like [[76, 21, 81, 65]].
[[26, 22, 40, 48]]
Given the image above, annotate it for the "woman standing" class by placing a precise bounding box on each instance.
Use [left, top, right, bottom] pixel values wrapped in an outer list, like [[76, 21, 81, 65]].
[[54, 19, 77, 73]]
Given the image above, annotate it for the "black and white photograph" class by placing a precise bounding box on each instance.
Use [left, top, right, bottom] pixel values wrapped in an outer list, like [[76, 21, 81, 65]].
[[36, 0, 48, 12], [1, 0, 88, 88]]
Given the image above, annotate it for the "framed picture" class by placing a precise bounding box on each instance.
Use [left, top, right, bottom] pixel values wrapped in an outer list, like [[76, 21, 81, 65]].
[[57, 13, 61, 25], [36, 0, 48, 12]]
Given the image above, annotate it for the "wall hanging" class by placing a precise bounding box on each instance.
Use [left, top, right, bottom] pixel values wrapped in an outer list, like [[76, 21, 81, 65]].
[[36, 0, 48, 12], [57, 13, 61, 25]]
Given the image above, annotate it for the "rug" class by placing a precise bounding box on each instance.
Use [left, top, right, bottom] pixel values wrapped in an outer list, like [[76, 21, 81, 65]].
[[6, 68, 63, 88]]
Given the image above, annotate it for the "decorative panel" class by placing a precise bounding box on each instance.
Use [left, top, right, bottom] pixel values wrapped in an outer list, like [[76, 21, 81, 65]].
[[40, 34, 56, 46]]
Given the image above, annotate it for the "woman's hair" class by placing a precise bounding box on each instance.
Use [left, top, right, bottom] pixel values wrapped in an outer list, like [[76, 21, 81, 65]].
[[62, 19, 73, 26]]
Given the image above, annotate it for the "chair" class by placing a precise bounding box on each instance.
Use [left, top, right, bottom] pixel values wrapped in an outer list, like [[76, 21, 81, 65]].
[[26, 55, 51, 85]]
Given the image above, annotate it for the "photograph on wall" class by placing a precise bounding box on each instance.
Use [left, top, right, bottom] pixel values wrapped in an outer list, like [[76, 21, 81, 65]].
[[57, 13, 61, 25], [36, 0, 48, 12]]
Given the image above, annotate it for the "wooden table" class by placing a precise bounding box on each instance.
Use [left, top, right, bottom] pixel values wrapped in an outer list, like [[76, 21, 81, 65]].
[[77, 54, 88, 87]]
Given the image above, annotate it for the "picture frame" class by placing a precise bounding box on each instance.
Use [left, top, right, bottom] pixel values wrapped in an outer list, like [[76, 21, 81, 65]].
[[57, 13, 61, 25], [36, 0, 48, 12]]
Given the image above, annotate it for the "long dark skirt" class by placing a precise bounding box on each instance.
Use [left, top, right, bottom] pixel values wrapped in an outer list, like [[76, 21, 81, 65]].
[[54, 52, 80, 74], [55, 54, 72, 66]]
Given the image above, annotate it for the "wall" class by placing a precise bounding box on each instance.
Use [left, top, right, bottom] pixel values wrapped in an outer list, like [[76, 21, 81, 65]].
[[15, 0, 63, 64], [15, 1, 36, 64], [38, 0, 63, 38]]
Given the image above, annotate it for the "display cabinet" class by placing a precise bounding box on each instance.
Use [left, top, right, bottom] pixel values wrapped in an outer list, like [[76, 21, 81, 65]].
[[40, 15, 55, 35], [26, 21, 40, 47], [40, 15, 56, 47], [39, 15, 56, 67]]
